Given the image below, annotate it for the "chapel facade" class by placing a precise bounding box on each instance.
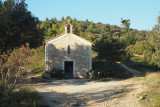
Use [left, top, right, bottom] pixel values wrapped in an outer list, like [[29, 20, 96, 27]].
[[45, 22, 92, 78]]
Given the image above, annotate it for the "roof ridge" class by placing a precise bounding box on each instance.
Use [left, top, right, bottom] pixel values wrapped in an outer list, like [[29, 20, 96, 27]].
[[44, 33, 94, 45], [44, 33, 65, 43]]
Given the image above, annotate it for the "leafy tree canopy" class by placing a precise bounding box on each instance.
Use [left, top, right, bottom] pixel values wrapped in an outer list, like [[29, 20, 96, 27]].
[[121, 18, 130, 30], [0, 0, 44, 51]]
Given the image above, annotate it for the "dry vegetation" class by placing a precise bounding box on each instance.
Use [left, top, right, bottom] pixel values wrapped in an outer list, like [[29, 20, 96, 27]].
[[0, 44, 45, 106], [138, 72, 160, 107], [1, 1, 160, 106]]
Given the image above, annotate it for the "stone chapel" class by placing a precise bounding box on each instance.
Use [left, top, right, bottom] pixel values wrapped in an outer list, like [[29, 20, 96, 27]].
[[44, 22, 93, 78]]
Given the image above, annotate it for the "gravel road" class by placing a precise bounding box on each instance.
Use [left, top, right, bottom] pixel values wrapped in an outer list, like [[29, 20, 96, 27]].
[[31, 79, 145, 107]]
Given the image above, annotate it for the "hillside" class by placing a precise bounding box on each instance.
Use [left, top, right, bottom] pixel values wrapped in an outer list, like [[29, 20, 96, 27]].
[[39, 16, 160, 72], [1, 0, 160, 106]]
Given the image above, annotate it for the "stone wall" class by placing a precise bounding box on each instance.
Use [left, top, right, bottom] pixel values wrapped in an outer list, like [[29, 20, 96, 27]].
[[46, 34, 92, 78]]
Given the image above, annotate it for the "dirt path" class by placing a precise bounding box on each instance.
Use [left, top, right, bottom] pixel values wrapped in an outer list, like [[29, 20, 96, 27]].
[[30, 79, 145, 107], [119, 63, 142, 76]]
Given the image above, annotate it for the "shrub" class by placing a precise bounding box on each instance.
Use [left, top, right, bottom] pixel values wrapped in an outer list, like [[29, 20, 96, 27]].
[[124, 34, 136, 45], [93, 60, 133, 79], [42, 72, 51, 80], [0, 43, 32, 105], [0, 86, 49, 107], [50, 68, 65, 79], [28, 46, 45, 76]]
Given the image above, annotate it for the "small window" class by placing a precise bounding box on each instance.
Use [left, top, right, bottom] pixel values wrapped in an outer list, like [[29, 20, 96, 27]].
[[67, 25, 70, 33], [67, 45, 71, 54]]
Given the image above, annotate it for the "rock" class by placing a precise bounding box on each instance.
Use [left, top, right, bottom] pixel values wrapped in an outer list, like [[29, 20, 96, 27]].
[[42, 72, 51, 80], [139, 96, 145, 100], [68, 102, 80, 106]]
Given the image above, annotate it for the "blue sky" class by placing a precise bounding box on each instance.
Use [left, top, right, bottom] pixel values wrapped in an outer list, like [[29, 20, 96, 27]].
[[26, 0, 160, 30]]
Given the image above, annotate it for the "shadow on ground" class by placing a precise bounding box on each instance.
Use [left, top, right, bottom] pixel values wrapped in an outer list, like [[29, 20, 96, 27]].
[[31, 79, 135, 107]]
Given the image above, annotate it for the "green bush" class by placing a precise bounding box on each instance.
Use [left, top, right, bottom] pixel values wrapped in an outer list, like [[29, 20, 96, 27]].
[[125, 55, 159, 73], [93, 60, 133, 79], [50, 68, 65, 79], [124, 34, 136, 45], [28, 46, 45, 76]]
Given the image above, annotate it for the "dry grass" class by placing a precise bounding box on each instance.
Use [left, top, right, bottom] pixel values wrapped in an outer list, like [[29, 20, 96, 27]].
[[138, 72, 160, 107], [145, 72, 160, 88], [146, 72, 160, 77]]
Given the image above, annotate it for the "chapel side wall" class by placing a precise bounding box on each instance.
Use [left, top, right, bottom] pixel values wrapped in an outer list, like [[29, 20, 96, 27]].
[[46, 34, 92, 78]]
